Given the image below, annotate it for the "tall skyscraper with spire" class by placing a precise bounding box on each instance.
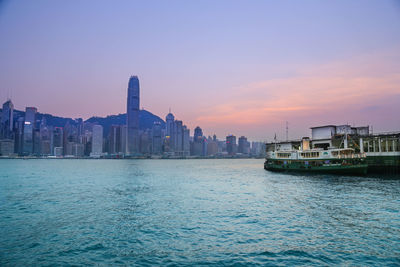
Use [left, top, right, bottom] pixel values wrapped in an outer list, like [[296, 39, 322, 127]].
[[126, 75, 140, 154]]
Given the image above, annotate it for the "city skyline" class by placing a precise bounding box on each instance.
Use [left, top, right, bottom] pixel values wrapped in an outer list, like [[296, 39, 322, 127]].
[[0, 96, 267, 158], [1, 1, 400, 140]]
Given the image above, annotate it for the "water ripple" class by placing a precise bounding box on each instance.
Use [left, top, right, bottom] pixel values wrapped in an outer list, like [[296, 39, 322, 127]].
[[0, 159, 399, 266]]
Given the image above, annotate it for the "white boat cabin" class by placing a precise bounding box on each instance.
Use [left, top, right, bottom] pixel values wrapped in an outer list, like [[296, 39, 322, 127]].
[[268, 148, 364, 160]]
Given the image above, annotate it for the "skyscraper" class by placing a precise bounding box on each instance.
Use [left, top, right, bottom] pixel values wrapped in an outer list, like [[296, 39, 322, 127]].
[[91, 124, 103, 157], [238, 136, 250, 154], [120, 125, 127, 154], [165, 112, 175, 151], [109, 125, 122, 154], [127, 76, 140, 155], [175, 120, 183, 153], [22, 107, 37, 155], [53, 127, 64, 156], [192, 126, 204, 156], [194, 126, 203, 141], [183, 125, 190, 156], [152, 122, 162, 154], [226, 135, 237, 155], [1, 99, 14, 139], [15, 117, 24, 154]]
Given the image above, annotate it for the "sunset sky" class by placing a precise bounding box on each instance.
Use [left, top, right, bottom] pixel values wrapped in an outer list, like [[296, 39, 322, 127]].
[[0, 0, 399, 140]]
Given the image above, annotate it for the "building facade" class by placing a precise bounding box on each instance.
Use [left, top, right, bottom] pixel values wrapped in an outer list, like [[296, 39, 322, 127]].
[[91, 124, 103, 157], [226, 135, 237, 155], [1, 100, 14, 139], [127, 76, 140, 155], [22, 107, 37, 155]]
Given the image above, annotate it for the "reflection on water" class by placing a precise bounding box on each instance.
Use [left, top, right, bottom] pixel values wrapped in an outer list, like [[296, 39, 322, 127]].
[[0, 159, 399, 265]]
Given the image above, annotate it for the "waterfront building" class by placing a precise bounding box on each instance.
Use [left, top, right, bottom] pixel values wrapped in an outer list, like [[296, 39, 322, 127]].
[[251, 141, 266, 157], [40, 140, 51, 156], [194, 126, 203, 141], [54, 146, 63, 157], [72, 143, 84, 157], [164, 111, 191, 156], [82, 130, 92, 156], [52, 127, 63, 156], [226, 135, 237, 155], [0, 139, 15, 156], [109, 125, 122, 154], [39, 123, 54, 156], [65, 142, 74, 156], [127, 75, 140, 155], [33, 128, 41, 155], [360, 132, 400, 173], [14, 117, 24, 154], [22, 107, 37, 155], [175, 120, 183, 154], [183, 126, 190, 156], [63, 122, 71, 155], [62, 122, 80, 155], [163, 135, 171, 153], [76, 118, 84, 137], [1, 100, 14, 139], [310, 125, 369, 149], [191, 126, 206, 156], [120, 125, 127, 154], [139, 129, 151, 154], [238, 136, 250, 154], [91, 124, 103, 157], [207, 138, 218, 156], [218, 140, 226, 153], [165, 112, 175, 151], [25, 107, 37, 127], [191, 140, 203, 156], [202, 137, 208, 156], [152, 122, 162, 154]]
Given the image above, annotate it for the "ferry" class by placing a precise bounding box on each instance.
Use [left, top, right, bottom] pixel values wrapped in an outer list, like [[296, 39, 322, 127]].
[[264, 137, 368, 175]]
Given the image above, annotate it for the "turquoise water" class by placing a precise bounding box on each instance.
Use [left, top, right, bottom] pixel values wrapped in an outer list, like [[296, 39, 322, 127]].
[[0, 159, 399, 266]]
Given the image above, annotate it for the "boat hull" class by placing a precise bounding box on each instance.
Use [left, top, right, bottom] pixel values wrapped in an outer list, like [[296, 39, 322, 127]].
[[264, 160, 368, 176]]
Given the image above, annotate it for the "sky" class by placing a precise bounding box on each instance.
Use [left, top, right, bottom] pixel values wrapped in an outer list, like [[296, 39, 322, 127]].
[[0, 0, 399, 141]]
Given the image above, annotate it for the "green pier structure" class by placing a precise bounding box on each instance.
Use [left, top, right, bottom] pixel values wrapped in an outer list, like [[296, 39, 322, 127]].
[[265, 126, 400, 175], [362, 132, 400, 174]]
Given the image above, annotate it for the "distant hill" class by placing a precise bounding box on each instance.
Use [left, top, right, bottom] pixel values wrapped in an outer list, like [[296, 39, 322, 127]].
[[9, 109, 81, 127], [4, 108, 165, 136], [86, 110, 165, 136]]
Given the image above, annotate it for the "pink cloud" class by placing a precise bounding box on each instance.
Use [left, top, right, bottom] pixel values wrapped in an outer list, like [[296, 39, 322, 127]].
[[195, 49, 400, 139]]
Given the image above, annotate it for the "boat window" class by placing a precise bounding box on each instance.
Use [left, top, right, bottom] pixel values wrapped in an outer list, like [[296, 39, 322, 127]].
[[300, 152, 319, 158], [277, 153, 291, 158]]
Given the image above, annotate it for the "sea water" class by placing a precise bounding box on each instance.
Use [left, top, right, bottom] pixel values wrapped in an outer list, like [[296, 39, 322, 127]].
[[0, 159, 399, 266]]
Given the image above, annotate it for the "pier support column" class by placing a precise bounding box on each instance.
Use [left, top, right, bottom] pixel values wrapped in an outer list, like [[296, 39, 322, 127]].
[[360, 137, 364, 153], [378, 138, 382, 153]]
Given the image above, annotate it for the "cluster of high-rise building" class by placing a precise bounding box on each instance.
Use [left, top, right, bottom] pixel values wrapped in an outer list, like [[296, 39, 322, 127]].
[[0, 99, 105, 158], [0, 76, 265, 158]]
